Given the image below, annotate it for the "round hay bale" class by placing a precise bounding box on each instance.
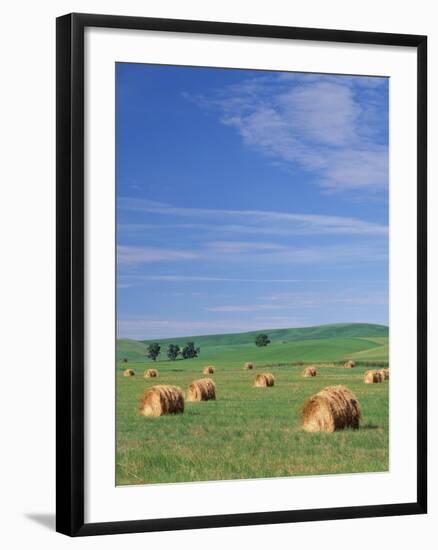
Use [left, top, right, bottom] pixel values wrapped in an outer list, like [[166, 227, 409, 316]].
[[203, 365, 215, 375], [344, 360, 355, 369], [144, 369, 158, 378], [244, 362, 254, 370], [254, 373, 275, 387], [123, 368, 135, 377], [379, 368, 389, 380], [303, 366, 317, 378], [301, 385, 361, 432], [138, 385, 184, 417], [364, 370, 383, 384], [187, 378, 216, 401]]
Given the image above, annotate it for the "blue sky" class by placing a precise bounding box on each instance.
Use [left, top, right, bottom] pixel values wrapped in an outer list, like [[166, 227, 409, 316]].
[[116, 63, 389, 340]]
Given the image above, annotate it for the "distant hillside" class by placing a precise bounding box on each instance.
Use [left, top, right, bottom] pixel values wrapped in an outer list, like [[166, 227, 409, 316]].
[[117, 323, 388, 361], [140, 322, 388, 347]]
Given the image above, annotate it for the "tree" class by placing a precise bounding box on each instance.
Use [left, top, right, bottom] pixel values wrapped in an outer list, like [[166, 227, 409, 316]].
[[167, 344, 181, 361], [146, 342, 161, 361], [123, 358, 128, 363], [255, 333, 270, 347], [181, 341, 200, 359]]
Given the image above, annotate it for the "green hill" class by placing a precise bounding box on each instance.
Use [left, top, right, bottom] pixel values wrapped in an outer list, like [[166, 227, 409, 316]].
[[117, 323, 388, 364], [139, 322, 387, 347]]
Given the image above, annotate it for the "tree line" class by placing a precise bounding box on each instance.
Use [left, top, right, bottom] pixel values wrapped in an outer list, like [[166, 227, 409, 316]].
[[145, 341, 200, 362], [120, 333, 271, 364], [147, 334, 269, 360]]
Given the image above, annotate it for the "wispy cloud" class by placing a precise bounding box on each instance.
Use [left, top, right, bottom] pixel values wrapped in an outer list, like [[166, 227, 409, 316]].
[[117, 245, 198, 264], [117, 241, 386, 268], [116, 69, 389, 340], [206, 304, 287, 313], [119, 274, 309, 283], [118, 198, 388, 236], [267, 289, 388, 306], [206, 289, 388, 313], [188, 73, 388, 193], [117, 287, 387, 338], [117, 317, 301, 339], [117, 274, 341, 288], [117, 201, 387, 269], [206, 241, 286, 253]]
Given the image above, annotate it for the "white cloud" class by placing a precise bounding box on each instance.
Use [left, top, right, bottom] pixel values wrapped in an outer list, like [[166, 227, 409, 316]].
[[206, 289, 388, 313], [117, 274, 332, 288], [204, 242, 388, 265], [117, 241, 386, 269], [205, 240, 286, 254], [268, 289, 388, 306], [118, 198, 388, 236], [117, 245, 198, 265], [190, 74, 388, 193], [117, 290, 387, 338], [117, 234, 386, 270], [276, 81, 362, 147]]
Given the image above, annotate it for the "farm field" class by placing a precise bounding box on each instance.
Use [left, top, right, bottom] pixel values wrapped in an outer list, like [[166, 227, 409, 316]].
[[116, 323, 389, 485]]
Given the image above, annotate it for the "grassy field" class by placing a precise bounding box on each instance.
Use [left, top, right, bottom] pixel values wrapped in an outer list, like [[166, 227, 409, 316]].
[[116, 323, 389, 485]]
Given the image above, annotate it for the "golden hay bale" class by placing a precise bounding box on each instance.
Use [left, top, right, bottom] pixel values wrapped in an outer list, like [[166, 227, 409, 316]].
[[138, 385, 184, 417], [303, 366, 317, 378], [344, 360, 355, 369], [254, 373, 275, 387], [144, 369, 158, 378], [203, 365, 215, 375], [364, 370, 383, 384], [187, 378, 216, 401], [123, 368, 135, 377], [301, 385, 361, 432], [244, 362, 254, 370], [379, 368, 389, 380]]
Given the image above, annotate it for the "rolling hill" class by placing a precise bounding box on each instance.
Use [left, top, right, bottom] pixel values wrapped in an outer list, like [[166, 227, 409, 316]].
[[117, 323, 389, 364]]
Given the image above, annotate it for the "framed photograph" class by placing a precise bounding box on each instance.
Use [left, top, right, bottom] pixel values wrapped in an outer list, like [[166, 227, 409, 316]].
[[56, 13, 427, 536]]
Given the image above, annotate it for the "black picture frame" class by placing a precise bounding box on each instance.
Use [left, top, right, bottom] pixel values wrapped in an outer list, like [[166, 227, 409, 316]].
[[56, 12, 427, 537]]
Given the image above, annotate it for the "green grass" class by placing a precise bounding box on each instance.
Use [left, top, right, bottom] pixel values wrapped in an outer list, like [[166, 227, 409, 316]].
[[117, 337, 388, 369], [117, 322, 389, 362], [351, 342, 389, 360], [116, 323, 389, 485]]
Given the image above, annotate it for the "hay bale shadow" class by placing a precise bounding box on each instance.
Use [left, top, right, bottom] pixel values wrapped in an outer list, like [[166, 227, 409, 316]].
[[361, 423, 381, 430]]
